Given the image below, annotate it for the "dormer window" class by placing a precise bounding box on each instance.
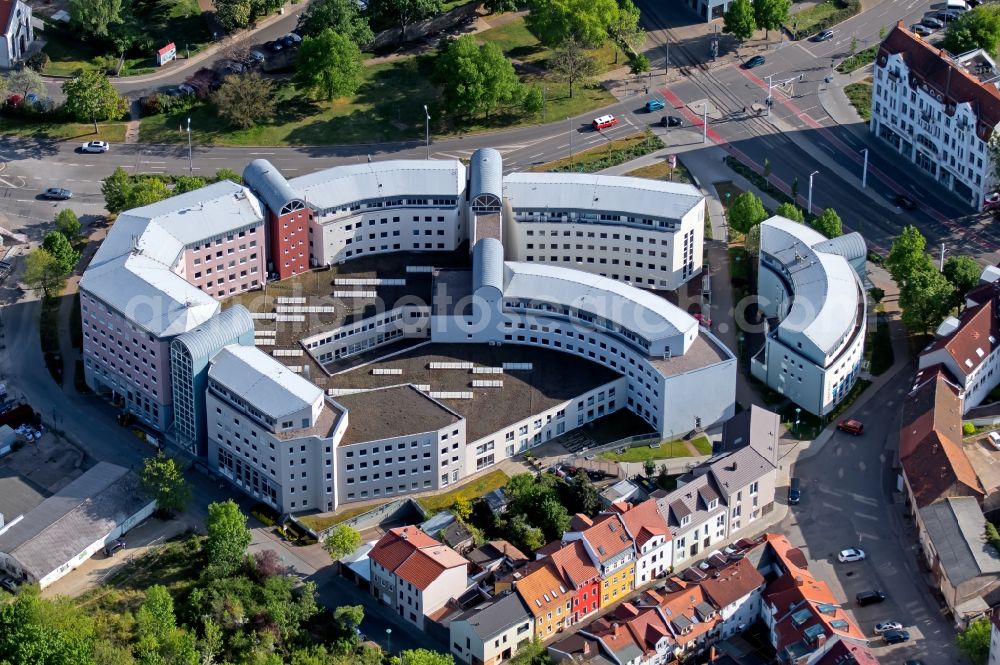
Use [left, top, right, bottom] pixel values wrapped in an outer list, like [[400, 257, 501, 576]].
[[708, 499, 718, 510], [680, 515, 690, 527]]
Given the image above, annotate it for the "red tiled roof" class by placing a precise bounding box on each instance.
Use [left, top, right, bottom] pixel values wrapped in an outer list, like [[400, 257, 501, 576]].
[[369, 526, 467, 591], [581, 513, 634, 563], [0, 0, 14, 33], [515, 561, 571, 618], [813, 639, 880, 665], [570, 513, 594, 531], [879, 22, 1000, 142], [899, 370, 984, 508], [658, 585, 718, 643], [616, 498, 671, 548], [924, 299, 1000, 378], [700, 557, 765, 609], [546, 539, 600, 587]]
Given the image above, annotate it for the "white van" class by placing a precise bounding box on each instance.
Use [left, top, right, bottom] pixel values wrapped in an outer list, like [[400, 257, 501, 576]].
[[946, 0, 969, 12]]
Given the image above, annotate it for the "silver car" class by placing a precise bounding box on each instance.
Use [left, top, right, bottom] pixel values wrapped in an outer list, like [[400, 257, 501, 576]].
[[874, 621, 903, 634]]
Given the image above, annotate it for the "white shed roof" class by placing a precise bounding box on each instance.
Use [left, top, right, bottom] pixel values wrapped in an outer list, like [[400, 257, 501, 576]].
[[289, 160, 466, 211], [208, 345, 323, 420], [503, 172, 703, 221], [502, 261, 696, 345], [759, 217, 863, 361], [80, 181, 264, 338]]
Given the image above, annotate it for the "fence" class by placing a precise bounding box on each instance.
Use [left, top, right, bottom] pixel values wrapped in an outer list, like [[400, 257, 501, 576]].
[[295, 498, 426, 541]]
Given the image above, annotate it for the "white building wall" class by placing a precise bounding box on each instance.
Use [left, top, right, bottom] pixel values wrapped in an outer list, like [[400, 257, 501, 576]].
[[716, 588, 763, 639], [451, 613, 535, 665], [870, 52, 995, 211], [308, 202, 463, 267], [634, 534, 673, 585], [988, 618, 1000, 665], [302, 306, 432, 366]]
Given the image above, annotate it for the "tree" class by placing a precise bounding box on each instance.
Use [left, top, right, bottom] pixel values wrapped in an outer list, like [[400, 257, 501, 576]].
[[869, 287, 885, 304], [723, 0, 756, 42], [753, 0, 790, 38], [452, 497, 473, 521], [249, 549, 286, 580], [956, 617, 991, 664], [727, 191, 767, 235], [128, 177, 171, 208], [507, 513, 545, 552], [294, 29, 365, 101], [525, 0, 620, 47], [900, 266, 955, 333], [42, 232, 80, 275], [333, 605, 364, 633], [536, 495, 570, 540], [54, 209, 82, 243], [521, 84, 545, 117], [206, 500, 252, 575], [942, 4, 1000, 57], [628, 53, 650, 74], [570, 475, 599, 515], [656, 464, 672, 491], [215, 167, 242, 183], [434, 36, 522, 117], [136, 585, 176, 644], [401, 650, 454, 665], [607, 0, 644, 63], [486, 0, 520, 12], [643, 459, 656, 477], [8, 68, 43, 98], [23, 249, 67, 297], [943, 255, 982, 305], [69, 0, 122, 36], [811, 207, 842, 238], [62, 71, 127, 133], [849, 35, 858, 56], [744, 223, 761, 256], [102, 167, 133, 213], [296, 0, 373, 45], [171, 175, 208, 194], [887, 225, 931, 286], [213, 73, 277, 130], [775, 201, 804, 222], [0, 591, 96, 665], [550, 37, 598, 99], [215, 0, 253, 31], [140, 453, 192, 516], [323, 524, 362, 560], [368, 0, 442, 42]]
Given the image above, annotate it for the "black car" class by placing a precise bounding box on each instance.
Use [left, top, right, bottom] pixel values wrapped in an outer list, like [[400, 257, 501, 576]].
[[788, 477, 801, 504], [660, 115, 683, 127], [883, 629, 911, 644], [43, 187, 73, 200], [812, 29, 834, 42], [587, 469, 610, 481], [264, 40, 284, 53], [744, 55, 766, 69], [104, 538, 126, 556], [894, 194, 918, 210], [279, 35, 297, 48], [856, 590, 886, 606]]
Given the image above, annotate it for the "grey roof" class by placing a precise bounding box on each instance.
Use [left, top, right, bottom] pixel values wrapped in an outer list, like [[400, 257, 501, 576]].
[[503, 172, 703, 223], [420, 510, 457, 535], [706, 444, 777, 501], [722, 405, 779, 457], [243, 159, 304, 214], [208, 345, 322, 420], [502, 261, 696, 349], [0, 462, 152, 581], [288, 160, 466, 212], [80, 180, 263, 337], [919, 497, 1000, 584], [470, 148, 503, 206], [454, 591, 532, 639], [172, 305, 254, 362], [484, 488, 509, 511], [656, 474, 725, 535], [812, 232, 867, 262], [473, 238, 504, 295], [602, 479, 644, 503], [759, 217, 865, 363]]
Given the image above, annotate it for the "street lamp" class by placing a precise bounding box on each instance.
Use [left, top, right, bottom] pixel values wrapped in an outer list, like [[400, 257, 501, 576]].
[[386, 628, 392, 654], [860, 148, 869, 189], [423, 105, 430, 160], [702, 102, 708, 144], [186, 117, 192, 173], [807, 170, 819, 215]]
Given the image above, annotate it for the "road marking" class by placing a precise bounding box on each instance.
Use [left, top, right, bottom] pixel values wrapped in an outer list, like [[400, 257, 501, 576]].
[[249, 152, 275, 155], [528, 152, 544, 159]]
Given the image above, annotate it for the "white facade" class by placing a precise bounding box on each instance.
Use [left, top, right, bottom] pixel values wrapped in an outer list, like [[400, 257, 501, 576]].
[[370, 554, 468, 630], [302, 306, 431, 365], [871, 26, 997, 211], [989, 615, 1000, 665], [751, 218, 867, 416]]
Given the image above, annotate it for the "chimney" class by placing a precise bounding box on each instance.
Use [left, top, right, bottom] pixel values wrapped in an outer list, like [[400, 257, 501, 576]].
[[794, 575, 804, 587], [582, 642, 591, 655], [813, 633, 827, 648]]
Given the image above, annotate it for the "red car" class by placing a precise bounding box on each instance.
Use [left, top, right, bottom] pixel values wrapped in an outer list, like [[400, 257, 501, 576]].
[[837, 419, 864, 435]]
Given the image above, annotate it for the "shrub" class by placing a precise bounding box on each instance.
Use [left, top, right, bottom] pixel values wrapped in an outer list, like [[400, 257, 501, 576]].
[[963, 422, 976, 436], [25, 51, 50, 72]]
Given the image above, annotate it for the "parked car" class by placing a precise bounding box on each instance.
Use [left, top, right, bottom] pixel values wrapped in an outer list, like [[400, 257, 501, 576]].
[[587, 469, 610, 481], [248, 50, 267, 65], [177, 83, 196, 96], [264, 40, 284, 53], [0, 577, 17, 593], [812, 29, 834, 42], [80, 140, 110, 153], [837, 419, 864, 435], [912, 24, 935, 36], [874, 621, 903, 634], [894, 194, 918, 210], [883, 629, 910, 644], [645, 98, 665, 112], [104, 538, 126, 556], [856, 590, 886, 606], [744, 55, 766, 69], [838, 548, 866, 562], [284, 32, 302, 43], [922, 16, 945, 28], [788, 477, 801, 504], [279, 35, 298, 48], [988, 431, 1000, 450], [660, 115, 683, 127], [42, 187, 73, 200]]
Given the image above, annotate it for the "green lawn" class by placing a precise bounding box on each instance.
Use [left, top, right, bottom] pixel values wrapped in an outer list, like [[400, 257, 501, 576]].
[[297, 503, 385, 533], [600, 436, 712, 462], [477, 17, 618, 71], [417, 469, 509, 514], [624, 158, 694, 185], [0, 117, 128, 142], [836, 46, 877, 74], [41, 0, 211, 76], [844, 81, 872, 121]]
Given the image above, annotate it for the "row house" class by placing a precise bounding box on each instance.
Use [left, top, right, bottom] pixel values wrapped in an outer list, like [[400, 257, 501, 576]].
[[449, 591, 535, 665], [538, 539, 602, 623], [510, 561, 573, 641], [590, 603, 675, 665], [613, 499, 673, 586], [565, 512, 637, 608], [369, 526, 470, 630]]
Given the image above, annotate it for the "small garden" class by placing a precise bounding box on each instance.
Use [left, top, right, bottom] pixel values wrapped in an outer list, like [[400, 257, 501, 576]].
[[844, 81, 872, 121], [599, 435, 713, 462], [836, 45, 877, 74]]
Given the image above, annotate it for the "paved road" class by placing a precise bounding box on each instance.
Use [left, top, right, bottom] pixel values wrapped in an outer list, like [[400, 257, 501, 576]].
[[779, 366, 966, 664]]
